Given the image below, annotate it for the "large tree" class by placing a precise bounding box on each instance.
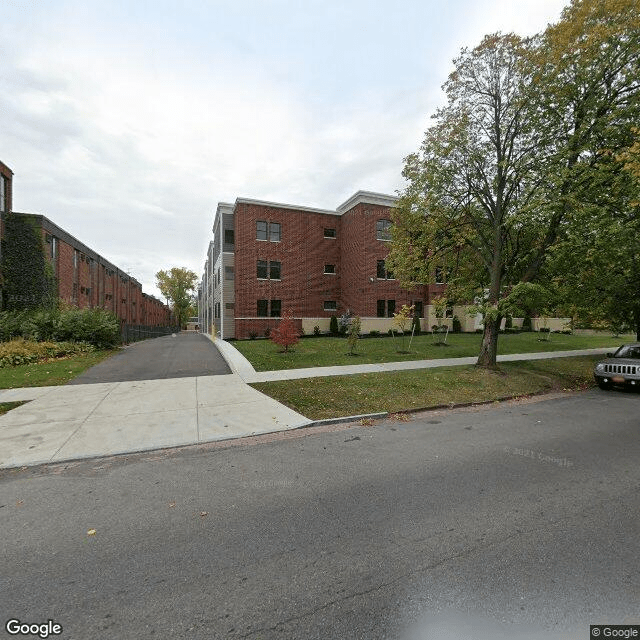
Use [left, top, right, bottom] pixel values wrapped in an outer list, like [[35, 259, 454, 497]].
[[389, 0, 640, 368], [389, 32, 546, 368], [155, 267, 198, 328]]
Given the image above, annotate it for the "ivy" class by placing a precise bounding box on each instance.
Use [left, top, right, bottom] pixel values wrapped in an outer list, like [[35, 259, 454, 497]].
[[1, 214, 57, 310]]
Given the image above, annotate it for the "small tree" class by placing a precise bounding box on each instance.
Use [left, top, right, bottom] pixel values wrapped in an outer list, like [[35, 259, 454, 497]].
[[270, 310, 300, 353], [393, 304, 414, 352], [347, 316, 361, 355]]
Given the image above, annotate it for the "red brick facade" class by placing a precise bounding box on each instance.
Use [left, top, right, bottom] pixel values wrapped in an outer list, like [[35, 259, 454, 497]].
[[212, 192, 440, 339], [10, 213, 171, 326]]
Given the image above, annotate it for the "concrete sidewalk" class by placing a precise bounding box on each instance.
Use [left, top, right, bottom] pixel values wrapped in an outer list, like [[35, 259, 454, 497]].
[[0, 341, 610, 470], [216, 343, 612, 383], [0, 374, 311, 469]]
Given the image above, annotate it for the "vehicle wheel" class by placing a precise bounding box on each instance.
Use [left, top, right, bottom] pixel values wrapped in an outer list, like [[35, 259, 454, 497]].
[[597, 380, 612, 390]]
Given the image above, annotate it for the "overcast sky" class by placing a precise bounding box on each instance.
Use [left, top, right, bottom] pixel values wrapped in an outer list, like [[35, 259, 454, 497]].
[[1, 0, 568, 300]]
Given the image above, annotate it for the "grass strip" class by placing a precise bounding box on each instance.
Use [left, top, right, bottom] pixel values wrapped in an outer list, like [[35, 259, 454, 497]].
[[0, 401, 27, 416], [0, 349, 118, 389], [251, 356, 602, 420], [233, 332, 623, 371]]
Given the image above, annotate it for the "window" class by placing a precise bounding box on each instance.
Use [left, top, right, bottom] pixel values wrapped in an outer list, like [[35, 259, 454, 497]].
[[324, 264, 335, 274], [387, 300, 396, 317], [257, 260, 281, 279], [224, 229, 234, 245], [376, 219, 392, 241], [257, 221, 281, 242], [435, 266, 451, 284], [377, 300, 386, 318], [0, 175, 6, 212], [257, 300, 268, 317], [256, 221, 268, 240], [270, 299, 281, 317], [225, 266, 234, 280], [376, 259, 394, 279], [414, 301, 423, 318], [324, 228, 336, 238], [446, 306, 454, 318], [324, 301, 337, 311], [269, 222, 281, 242]]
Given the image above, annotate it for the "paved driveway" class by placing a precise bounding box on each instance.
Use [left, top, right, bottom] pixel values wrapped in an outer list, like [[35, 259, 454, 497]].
[[69, 332, 231, 384]]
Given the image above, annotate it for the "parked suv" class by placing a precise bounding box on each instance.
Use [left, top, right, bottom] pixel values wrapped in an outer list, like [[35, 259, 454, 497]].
[[593, 344, 640, 390]]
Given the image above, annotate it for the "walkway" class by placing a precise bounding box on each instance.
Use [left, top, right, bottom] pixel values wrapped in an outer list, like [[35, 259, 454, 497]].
[[215, 341, 611, 383], [69, 332, 230, 383], [0, 374, 310, 468]]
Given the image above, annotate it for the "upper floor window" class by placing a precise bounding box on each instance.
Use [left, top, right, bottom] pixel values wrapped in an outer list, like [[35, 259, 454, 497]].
[[376, 259, 394, 280], [257, 221, 281, 242], [376, 219, 392, 241], [225, 266, 234, 280], [257, 260, 281, 280], [324, 264, 335, 274], [324, 228, 336, 238], [224, 229, 234, 245], [0, 175, 6, 213]]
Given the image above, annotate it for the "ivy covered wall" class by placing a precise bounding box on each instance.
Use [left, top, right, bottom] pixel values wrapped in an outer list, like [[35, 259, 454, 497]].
[[1, 213, 57, 310]]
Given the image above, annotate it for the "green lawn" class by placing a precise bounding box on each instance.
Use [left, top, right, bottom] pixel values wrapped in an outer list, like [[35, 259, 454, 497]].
[[0, 349, 118, 389], [233, 331, 625, 371], [251, 355, 603, 420]]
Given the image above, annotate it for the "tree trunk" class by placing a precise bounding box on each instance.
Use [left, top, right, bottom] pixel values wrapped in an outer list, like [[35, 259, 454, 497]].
[[476, 315, 502, 369]]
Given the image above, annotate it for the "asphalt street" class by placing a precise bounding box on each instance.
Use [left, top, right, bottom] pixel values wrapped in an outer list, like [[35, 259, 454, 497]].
[[68, 332, 231, 383], [1, 389, 639, 639]]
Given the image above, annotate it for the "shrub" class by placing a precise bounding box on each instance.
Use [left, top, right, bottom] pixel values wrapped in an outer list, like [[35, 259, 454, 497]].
[[313, 325, 321, 336], [264, 327, 271, 338], [539, 327, 551, 333], [249, 331, 258, 340], [0, 338, 94, 368], [411, 315, 421, 336], [347, 316, 361, 355], [452, 316, 461, 333], [369, 330, 380, 337], [329, 315, 339, 336], [505, 314, 513, 329], [521, 315, 532, 332], [0, 307, 120, 348]]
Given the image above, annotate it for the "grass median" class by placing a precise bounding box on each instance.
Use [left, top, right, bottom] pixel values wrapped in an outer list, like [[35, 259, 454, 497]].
[[251, 356, 603, 420], [234, 332, 623, 371], [0, 349, 118, 389]]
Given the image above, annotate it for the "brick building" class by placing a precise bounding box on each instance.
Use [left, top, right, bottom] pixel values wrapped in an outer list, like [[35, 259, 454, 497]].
[[0, 162, 170, 325], [199, 191, 478, 339]]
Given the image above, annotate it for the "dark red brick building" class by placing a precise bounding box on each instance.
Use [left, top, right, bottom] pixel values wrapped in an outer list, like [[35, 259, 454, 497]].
[[200, 191, 454, 339], [0, 161, 170, 326]]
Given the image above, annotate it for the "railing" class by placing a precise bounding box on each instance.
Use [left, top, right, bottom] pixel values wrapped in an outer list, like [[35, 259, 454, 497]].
[[121, 324, 181, 343]]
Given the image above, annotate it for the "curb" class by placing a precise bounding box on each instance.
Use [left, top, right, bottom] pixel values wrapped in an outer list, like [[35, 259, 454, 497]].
[[310, 412, 389, 427]]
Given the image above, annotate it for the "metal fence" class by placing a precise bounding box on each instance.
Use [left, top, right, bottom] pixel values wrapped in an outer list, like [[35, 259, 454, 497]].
[[121, 324, 181, 344]]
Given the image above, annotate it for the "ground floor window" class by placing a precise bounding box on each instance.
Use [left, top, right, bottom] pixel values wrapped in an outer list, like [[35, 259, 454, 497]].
[[270, 299, 281, 317], [323, 301, 337, 311], [257, 299, 268, 317], [376, 299, 396, 317]]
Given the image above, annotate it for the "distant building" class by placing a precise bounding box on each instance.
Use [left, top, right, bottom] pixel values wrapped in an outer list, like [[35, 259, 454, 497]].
[[199, 191, 469, 339], [0, 162, 171, 326]]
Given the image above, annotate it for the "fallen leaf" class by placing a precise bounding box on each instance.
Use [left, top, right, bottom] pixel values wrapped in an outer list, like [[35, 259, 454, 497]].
[[168, 502, 176, 508], [16, 500, 24, 507], [87, 529, 97, 536], [200, 511, 208, 517]]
